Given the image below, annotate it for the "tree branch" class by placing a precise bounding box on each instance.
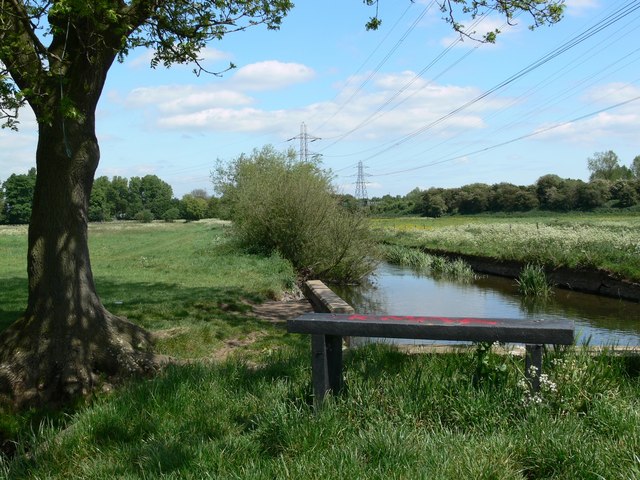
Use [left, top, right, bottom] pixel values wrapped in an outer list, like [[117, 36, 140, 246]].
[[122, 0, 159, 34], [6, 0, 48, 57], [0, 0, 47, 113]]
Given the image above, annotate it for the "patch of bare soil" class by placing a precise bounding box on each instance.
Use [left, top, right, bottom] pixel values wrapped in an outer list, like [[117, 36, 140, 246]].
[[210, 299, 312, 361], [209, 331, 269, 362], [250, 298, 313, 324], [152, 327, 189, 341]]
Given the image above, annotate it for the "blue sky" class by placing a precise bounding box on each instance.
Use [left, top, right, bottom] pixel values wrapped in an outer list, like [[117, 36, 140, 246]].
[[2, 0, 639, 198]]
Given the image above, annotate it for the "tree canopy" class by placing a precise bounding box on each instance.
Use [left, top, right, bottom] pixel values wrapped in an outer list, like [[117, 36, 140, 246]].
[[1, 0, 293, 128], [1, 167, 36, 224], [587, 150, 633, 182]]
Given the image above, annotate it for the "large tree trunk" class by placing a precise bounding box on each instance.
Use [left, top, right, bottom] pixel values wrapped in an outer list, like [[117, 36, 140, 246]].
[[0, 109, 160, 409]]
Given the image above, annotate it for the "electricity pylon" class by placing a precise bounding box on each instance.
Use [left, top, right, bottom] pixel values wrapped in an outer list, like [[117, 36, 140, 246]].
[[355, 161, 369, 204], [288, 122, 320, 162]]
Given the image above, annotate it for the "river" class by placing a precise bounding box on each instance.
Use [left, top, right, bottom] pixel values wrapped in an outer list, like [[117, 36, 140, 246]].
[[332, 263, 640, 346]]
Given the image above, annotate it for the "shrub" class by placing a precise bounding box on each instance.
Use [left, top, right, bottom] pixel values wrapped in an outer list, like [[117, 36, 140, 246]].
[[213, 145, 377, 283], [134, 209, 154, 223], [163, 207, 180, 222], [180, 194, 208, 221]]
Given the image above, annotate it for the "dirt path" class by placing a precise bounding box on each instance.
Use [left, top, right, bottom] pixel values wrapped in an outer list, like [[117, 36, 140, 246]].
[[209, 299, 313, 362]]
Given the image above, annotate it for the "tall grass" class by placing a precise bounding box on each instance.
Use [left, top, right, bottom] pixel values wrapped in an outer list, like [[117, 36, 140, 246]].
[[373, 214, 640, 282], [382, 244, 476, 281], [516, 263, 554, 297]]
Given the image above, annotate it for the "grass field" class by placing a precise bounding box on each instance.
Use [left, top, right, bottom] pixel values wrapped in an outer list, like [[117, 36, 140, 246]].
[[0, 220, 296, 358], [373, 213, 640, 282], [1, 220, 640, 478]]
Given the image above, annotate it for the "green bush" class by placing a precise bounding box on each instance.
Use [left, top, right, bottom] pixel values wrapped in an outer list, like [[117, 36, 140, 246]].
[[134, 209, 154, 223], [180, 195, 208, 221], [213, 145, 377, 283], [162, 207, 180, 222]]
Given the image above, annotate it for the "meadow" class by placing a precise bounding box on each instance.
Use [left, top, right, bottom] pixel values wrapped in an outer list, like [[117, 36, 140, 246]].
[[374, 213, 640, 283], [0, 220, 296, 359], [1, 220, 639, 479]]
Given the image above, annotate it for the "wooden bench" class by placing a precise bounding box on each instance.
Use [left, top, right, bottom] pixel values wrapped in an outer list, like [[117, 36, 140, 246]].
[[287, 313, 575, 404]]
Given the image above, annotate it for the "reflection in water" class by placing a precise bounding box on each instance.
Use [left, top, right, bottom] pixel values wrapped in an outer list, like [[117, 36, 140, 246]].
[[332, 263, 640, 346]]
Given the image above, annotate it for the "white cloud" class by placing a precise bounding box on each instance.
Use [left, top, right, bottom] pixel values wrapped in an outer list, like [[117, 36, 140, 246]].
[[118, 60, 317, 134], [121, 68, 508, 144], [533, 107, 640, 145], [232, 61, 315, 91], [565, 0, 599, 16], [582, 83, 640, 105], [311, 71, 506, 140], [105, 63, 306, 140], [126, 85, 253, 113], [158, 107, 292, 134]]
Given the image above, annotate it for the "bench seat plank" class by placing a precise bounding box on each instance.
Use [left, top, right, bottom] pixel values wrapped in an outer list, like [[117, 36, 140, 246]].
[[288, 313, 574, 345]]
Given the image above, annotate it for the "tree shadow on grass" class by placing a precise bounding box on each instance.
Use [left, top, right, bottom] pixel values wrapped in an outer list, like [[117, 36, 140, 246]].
[[0, 278, 27, 334], [0, 275, 305, 464], [94, 277, 269, 330], [0, 275, 272, 335]]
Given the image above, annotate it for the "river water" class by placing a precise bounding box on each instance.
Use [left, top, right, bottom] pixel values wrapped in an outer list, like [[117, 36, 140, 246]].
[[332, 263, 640, 346]]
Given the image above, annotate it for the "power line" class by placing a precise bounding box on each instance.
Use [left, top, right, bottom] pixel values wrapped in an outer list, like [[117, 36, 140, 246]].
[[369, 94, 640, 177], [318, 11, 493, 151], [355, 0, 640, 165], [384, 49, 640, 176], [312, 2, 416, 131], [315, 1, 436, 136]]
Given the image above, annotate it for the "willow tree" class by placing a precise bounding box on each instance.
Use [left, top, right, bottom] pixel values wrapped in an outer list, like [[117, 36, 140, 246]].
[[0, 0, 564, 407]]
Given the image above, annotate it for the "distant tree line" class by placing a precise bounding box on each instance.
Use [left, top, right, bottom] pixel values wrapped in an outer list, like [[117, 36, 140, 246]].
[[4, 151, 638, 224], [0, 172, 221, 225], [360, 151, 640, 217]]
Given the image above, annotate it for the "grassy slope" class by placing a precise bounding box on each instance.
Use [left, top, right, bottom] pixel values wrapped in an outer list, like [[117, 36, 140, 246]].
[[374, 213, 640, 282], [1, 220, 639, 479]]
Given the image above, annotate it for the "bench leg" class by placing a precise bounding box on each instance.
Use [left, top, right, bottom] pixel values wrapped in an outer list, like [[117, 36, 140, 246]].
[[311, 334, 343, 406], [312, 335, 329, 405], [525, 344, 543, 392], [326, 335, 343, 394]]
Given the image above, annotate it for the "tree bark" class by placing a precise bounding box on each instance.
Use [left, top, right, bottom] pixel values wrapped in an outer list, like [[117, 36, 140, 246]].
[[0, 100, 160, 409]]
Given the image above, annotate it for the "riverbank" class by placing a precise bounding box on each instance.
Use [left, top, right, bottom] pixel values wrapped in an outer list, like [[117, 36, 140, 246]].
[[423, 248, 640, 302], [373, 214, 640, 302]]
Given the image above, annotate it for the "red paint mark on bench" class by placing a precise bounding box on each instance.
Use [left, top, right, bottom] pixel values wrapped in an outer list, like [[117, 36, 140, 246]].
[[347, 314, 498, 326]]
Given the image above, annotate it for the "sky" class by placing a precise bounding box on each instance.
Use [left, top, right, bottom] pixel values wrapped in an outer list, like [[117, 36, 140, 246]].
[[1, 0, 639, 198]]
